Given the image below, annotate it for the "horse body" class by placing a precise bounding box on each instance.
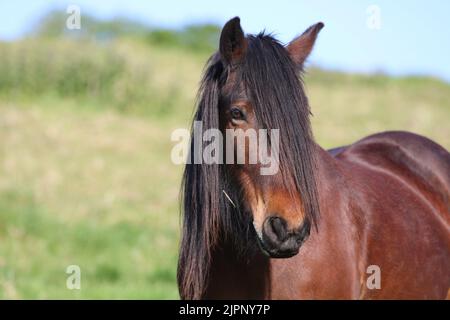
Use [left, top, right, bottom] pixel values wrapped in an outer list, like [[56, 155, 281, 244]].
[[205, 131, 450, 299], [178, 17, 450, 300]]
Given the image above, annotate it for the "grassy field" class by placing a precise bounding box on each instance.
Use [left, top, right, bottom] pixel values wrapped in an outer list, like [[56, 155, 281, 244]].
[[0, 31, 449, 298]]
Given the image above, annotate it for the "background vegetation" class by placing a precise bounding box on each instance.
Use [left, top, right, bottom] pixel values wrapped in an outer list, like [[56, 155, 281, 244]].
[[0, 11, 449, 299]]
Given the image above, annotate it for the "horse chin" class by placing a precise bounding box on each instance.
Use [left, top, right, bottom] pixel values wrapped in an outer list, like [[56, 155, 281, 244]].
[[255, 234, 300, 259]]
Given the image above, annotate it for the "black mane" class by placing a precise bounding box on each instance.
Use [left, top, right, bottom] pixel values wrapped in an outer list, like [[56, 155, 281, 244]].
[[178, 33, 320, 300]]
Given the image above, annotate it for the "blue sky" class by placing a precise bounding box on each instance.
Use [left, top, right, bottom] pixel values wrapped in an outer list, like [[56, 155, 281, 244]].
[[1, 0, 449, 81]]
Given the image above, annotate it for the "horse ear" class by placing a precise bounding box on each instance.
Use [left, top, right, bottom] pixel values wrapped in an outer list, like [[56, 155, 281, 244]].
[[287, 22, 324, 67], [219, 17, 247, 65]]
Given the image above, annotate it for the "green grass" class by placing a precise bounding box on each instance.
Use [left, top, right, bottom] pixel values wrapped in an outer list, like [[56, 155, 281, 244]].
[[0, 102, 182, 298], [0, 34, 449, 299]]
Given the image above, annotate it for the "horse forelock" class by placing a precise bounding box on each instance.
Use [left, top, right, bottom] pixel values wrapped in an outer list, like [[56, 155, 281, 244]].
[[178, 33, 321, 300]]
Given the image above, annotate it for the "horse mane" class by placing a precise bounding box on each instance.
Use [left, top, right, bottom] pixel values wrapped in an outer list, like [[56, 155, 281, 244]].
[[177, 33, 320, 300]]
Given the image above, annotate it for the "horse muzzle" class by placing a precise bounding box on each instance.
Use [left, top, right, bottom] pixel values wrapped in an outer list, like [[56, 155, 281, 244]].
[[258, 216, 310, 258]]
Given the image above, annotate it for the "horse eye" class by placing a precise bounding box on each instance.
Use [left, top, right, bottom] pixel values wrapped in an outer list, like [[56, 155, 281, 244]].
[[230, 107, 245, 120]]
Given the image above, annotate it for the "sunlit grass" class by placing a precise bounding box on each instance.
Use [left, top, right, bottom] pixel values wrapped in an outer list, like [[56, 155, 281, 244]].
[[0, 103, 181, 298], [0, 37, 449, 299]]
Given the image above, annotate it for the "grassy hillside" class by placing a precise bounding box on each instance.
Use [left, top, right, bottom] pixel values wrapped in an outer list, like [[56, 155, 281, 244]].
[[0, 21, 449, 298]]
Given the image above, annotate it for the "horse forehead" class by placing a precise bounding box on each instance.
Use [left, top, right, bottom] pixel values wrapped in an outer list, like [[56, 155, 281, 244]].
[[221, 71, 248, 101]]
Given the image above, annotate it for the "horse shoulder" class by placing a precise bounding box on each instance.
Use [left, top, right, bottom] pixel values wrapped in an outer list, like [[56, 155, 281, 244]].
[[335, 130, 450, 214], [326, 131, 450, 299]]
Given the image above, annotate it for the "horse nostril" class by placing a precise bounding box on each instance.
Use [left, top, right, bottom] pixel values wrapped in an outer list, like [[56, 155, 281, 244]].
[[267, 216, 288, 242], [260, 216, 305, 258]]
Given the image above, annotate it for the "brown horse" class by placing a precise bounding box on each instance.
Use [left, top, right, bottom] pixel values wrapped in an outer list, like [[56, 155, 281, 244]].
[[177, 17, 450, 299]]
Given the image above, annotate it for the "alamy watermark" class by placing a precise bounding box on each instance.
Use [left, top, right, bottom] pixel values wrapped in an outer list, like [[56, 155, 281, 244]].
[[171, 121, 280, 175], [66, 5, 81, 30], [366, 4, 382, 30], [366, 264, 381, 289], [66, 265, 81, 290]]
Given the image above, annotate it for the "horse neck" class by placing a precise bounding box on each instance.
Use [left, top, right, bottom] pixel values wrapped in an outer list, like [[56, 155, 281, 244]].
[[205, 239, 271, 299], [205, 144, 354, 299], [314, 143, 359, 217]]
